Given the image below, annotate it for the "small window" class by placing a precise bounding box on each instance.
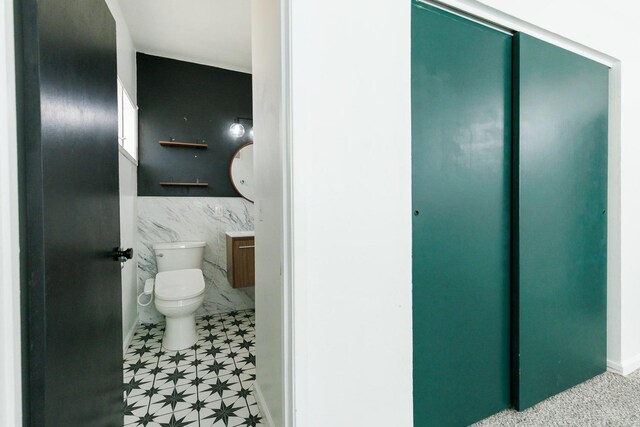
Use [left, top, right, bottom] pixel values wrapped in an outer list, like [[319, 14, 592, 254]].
[[117, 78, 138, 161]]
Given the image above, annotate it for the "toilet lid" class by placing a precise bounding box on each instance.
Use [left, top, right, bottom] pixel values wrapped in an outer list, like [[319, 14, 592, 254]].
[[155, 269, 205, 300]]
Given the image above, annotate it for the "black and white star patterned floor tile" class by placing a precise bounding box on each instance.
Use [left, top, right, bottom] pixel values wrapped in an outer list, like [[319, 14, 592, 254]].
[[123, 309, 263, 427]]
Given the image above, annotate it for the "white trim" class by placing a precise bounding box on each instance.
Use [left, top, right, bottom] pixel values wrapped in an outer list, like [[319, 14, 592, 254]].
[[418, 0, 513, 35], [607, 354, 640, 376], [0, 0, 22, 425], [430, 0, 618, 67], [118, 144, 138, 166], [607, 359, 623, 375], [254, 381, 276, 427], [123, 316, 139, 355], [606, 57, 623, 379], [280, 0, 295, 425], [119, 76, 137, 110], [117, 77, 138, 162]]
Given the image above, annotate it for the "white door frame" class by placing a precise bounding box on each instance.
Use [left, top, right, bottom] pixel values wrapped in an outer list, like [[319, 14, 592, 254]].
[[251, 0, 295, 424], [0, 0, 23, 425], [281, 0, 295, 423], [422, 0, 618, 66]]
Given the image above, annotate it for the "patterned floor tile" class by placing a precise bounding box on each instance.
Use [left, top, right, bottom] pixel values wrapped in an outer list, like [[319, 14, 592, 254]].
[[123, 309, 260, 427]]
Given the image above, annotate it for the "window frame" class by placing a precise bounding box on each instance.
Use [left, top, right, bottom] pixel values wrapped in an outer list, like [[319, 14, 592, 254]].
[[117, 77, 138, 164]]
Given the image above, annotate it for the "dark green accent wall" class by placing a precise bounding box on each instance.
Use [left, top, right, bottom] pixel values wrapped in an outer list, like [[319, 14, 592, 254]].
[[513, 33, 608, 410], [137, 53, 253, 197], [412, 3, 512, 426]]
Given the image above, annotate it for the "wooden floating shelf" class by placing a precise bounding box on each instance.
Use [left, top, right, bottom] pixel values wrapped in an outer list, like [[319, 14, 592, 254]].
[[159, 140, 208, 148], [160, 182, 209, 187]]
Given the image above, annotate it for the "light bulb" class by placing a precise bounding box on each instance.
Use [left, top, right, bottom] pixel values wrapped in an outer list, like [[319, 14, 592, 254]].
[[229, 123, 245, 138]]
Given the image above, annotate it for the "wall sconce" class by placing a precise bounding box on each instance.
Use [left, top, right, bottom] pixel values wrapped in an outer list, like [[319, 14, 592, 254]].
[[229, 122, 245, 138], [229, 117, 253, 139]]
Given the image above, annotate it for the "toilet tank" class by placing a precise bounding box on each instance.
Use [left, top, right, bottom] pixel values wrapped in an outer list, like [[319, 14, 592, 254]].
[[152, 241, 206, 272]]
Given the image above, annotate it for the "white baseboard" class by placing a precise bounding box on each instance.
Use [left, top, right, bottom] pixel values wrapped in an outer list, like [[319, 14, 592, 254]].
[[123, 316, 139, 355], [254, 380, 276, 427], [607, 354, 640, 376]]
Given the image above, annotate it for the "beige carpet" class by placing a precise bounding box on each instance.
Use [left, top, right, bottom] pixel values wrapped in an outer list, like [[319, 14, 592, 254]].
[[473, 370, 640, 426]]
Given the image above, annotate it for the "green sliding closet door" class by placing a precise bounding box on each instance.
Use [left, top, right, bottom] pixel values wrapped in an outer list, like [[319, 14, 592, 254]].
[[513, 34, 608, 410], [412, 3, 512, 426]]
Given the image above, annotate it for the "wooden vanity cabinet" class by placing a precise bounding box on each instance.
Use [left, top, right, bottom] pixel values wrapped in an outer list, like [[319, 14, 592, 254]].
[[226, 235, 255, 288]]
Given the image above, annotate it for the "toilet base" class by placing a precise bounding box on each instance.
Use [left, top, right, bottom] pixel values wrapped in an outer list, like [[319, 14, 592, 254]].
[[162, 314, 198, 351]]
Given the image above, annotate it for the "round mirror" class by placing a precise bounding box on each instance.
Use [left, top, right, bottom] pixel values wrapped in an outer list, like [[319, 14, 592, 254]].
[[230, 142, 254, 202]]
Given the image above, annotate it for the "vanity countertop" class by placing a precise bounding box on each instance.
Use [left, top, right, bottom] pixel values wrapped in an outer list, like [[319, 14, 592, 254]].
[[225, 230, 255, 238]]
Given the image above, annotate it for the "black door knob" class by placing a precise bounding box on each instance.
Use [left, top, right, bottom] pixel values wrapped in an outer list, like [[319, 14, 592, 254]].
[[113, 247, 133, 262]]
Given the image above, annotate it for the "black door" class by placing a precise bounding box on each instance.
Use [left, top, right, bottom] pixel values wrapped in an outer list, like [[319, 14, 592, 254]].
[[16, 0, 123, 425]]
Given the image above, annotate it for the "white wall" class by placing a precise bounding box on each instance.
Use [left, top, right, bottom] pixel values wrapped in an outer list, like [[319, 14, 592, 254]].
[[450, 0, 640, 375], [0, 0, 22, 425], [289, 1, 413, 426], [105, 0, 139, 350], [252, 0, 288, 425], [106, 0, 137, 103]]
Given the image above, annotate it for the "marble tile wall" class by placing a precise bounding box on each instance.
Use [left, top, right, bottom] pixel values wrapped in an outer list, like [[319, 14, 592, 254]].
[[137, 197, 255, 323]]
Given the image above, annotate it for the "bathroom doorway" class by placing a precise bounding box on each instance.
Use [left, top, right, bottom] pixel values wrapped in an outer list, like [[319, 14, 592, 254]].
[[16, 0, 292, 425]]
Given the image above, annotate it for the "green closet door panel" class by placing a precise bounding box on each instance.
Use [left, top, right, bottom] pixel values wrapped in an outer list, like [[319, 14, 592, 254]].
[[514, 33, 608, 410], [412, 3, 512, 426]]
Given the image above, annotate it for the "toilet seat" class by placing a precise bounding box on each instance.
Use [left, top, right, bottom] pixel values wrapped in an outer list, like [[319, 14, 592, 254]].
[[155, 268, 205, 301]]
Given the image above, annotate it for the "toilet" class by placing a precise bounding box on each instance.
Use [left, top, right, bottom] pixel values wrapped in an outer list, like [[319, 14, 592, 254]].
[[141, 241, 207, 350]]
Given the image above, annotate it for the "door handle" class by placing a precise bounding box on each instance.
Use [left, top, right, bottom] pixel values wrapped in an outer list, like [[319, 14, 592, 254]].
[[238, 245, 255, 249], [113, 247, 133, 262]]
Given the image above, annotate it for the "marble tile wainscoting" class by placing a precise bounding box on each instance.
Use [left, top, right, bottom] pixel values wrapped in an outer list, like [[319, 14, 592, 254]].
[[138, 197, 255, 323]]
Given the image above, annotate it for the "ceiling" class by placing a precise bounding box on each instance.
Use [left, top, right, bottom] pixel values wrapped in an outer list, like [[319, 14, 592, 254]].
[[118, 0, 252, 73]]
